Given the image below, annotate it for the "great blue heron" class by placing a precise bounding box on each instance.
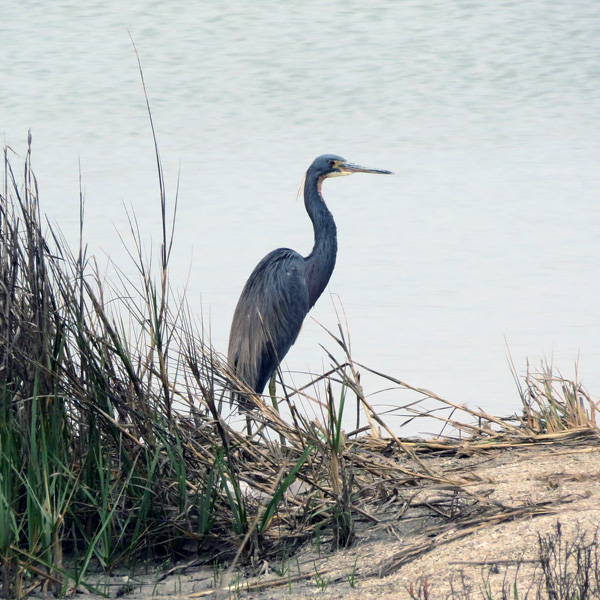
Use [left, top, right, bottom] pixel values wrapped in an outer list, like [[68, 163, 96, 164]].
[[228, 154, 392, 408]]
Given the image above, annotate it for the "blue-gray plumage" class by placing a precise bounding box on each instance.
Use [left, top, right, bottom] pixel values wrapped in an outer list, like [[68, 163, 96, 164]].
[[228, 154, 392, 408]]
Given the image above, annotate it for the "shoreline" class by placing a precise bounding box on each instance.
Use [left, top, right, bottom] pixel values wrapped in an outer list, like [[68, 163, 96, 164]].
[[77, 437, 600, 600]]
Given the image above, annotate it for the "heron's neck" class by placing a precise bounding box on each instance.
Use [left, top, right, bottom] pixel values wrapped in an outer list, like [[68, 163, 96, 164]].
[[304, 172, 337, 308]]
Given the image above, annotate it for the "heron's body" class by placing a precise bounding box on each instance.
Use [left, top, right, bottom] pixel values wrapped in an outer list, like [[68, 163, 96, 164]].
[[228, 154, 391, 407]]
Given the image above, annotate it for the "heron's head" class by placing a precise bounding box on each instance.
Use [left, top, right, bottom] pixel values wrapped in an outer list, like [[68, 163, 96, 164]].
[[308, 154, 393, 179]]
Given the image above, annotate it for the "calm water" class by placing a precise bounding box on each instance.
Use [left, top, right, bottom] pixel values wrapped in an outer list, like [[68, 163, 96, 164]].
[[3, 1, 600, 434]]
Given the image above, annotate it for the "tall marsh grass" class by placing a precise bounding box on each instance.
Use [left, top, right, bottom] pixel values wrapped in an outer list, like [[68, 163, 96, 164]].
[[0, 137, 211, 595]]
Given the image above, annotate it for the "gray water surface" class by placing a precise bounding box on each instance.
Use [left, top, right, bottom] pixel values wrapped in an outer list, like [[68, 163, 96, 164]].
[[3, 1, 600, 434]]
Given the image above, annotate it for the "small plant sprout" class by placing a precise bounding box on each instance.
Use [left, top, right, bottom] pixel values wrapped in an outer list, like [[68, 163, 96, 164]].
[[313, 562, 330, 591], [212, 560, 223, 588], [346, 556, 359, 588], [228, 573, 243, 600]]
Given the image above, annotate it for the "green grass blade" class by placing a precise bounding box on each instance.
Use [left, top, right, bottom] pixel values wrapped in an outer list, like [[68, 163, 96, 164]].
[[259, 444, 313, 533]]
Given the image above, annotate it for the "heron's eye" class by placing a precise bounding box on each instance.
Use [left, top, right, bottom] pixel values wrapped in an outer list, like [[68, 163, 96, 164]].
[[328, 159, 336, 167]]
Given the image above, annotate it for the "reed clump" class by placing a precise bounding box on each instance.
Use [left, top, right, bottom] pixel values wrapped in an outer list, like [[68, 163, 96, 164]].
[[0, 139, 597, 599]]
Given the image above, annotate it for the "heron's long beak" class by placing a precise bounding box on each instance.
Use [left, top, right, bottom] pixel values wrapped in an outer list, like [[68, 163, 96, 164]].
[[341, 162, 393, 175]]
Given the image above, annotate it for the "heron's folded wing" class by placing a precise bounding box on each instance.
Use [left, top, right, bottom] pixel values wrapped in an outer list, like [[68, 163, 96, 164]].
[[228, 248, 309, 395]]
